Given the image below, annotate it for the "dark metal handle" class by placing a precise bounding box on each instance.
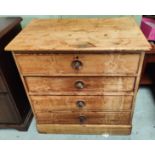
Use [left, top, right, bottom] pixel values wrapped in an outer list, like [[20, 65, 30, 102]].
[[71, 60, 83, 70], [75, 81, 85, 89], [79, 115, 87, 123], [76, 101, 85, 108]]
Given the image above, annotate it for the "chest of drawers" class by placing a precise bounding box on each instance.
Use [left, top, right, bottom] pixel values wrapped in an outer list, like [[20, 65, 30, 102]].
[[0, 17, 32, 130], [5, 17, 150, 134]]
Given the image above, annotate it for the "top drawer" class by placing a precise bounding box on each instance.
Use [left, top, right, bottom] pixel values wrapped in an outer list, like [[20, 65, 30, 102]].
[[15, 53, 140, 76]]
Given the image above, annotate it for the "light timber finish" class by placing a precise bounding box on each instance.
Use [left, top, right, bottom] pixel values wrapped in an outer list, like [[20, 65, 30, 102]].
[[35, 111, 131, 125], [31, 95, 133, 112], [15, 53, 140, 76], [37, 124, 132, 135], [5, 17, 151, 135], [25, 76, 135, 95], [5, 17, 150, 51], [131, 52, 145, 120]]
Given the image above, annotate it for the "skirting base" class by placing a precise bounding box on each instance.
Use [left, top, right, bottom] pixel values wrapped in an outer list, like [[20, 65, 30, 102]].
[[37, 124, 132, 135]]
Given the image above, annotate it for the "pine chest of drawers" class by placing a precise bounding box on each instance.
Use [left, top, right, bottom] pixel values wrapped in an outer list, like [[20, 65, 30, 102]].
[[5, 17, 150, 134]]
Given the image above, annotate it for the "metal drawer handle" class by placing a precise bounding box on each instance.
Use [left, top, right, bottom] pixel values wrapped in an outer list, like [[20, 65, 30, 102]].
[[71, 60, 83, 70], [74, 81, 85, 89], [79, 115, 87, 123], [76, 101, 86, 108]]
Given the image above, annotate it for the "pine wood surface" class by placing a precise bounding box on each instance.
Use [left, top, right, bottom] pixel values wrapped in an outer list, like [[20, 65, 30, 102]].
[[5, 17, 150, 52], [37, 124, 131, 134], [6, 17, 150, 134], [31, 95, 133, 112], [25, 76, 135, 95], [35, 111, 131, 125], [15, 53, 140, 76]]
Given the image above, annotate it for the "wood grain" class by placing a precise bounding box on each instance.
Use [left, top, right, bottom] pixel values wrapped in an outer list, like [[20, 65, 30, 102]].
[[31, 95, 133, 112], [7, 17, 149, 134], [5, 17, 151, 52], [37, 124, 132, 134], [36, 111, 131, 125], [25, 76, 135, 95], [131, 52, 145, 119], [15, 53, 140, 76]]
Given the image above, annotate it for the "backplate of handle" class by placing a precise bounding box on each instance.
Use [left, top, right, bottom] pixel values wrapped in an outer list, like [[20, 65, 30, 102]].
[[71, 60, 83, 70], [74, 81, 85, 89], [76, 101, 86, 108], [79, 115, 87, 123]]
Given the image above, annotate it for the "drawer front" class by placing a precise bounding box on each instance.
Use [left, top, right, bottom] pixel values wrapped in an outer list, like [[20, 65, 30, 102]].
[[36, 111, 131, 125], [31, 95, 133, 112], [25, 77, 135, 95], [15, 53, 140, 76]]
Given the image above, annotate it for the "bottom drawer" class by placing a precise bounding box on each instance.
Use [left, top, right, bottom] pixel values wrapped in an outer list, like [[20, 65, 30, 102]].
[[36, 111, 131, 125], [37, 124, 132, 135]]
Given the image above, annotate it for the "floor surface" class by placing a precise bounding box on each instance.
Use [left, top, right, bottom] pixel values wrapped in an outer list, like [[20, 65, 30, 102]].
[[0, 86, 155, 140]]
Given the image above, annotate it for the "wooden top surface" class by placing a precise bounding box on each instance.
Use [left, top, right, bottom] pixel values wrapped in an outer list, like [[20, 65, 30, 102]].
[[5, 17, 151, 52], [0, 17, 22, 39]]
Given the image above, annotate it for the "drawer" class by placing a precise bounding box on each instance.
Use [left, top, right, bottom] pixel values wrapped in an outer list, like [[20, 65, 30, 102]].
[[25, 76, 135, 95], [35, 111, 131, 125], [31, 95, 133, 112], [15, 53, 140, 76]]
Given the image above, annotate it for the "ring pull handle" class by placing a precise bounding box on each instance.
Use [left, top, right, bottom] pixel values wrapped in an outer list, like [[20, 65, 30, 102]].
[[79, 115, 87, 123], [74, 81, 85, 89], [76, 101, 85, 108], [71, 60, 83, 70]]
